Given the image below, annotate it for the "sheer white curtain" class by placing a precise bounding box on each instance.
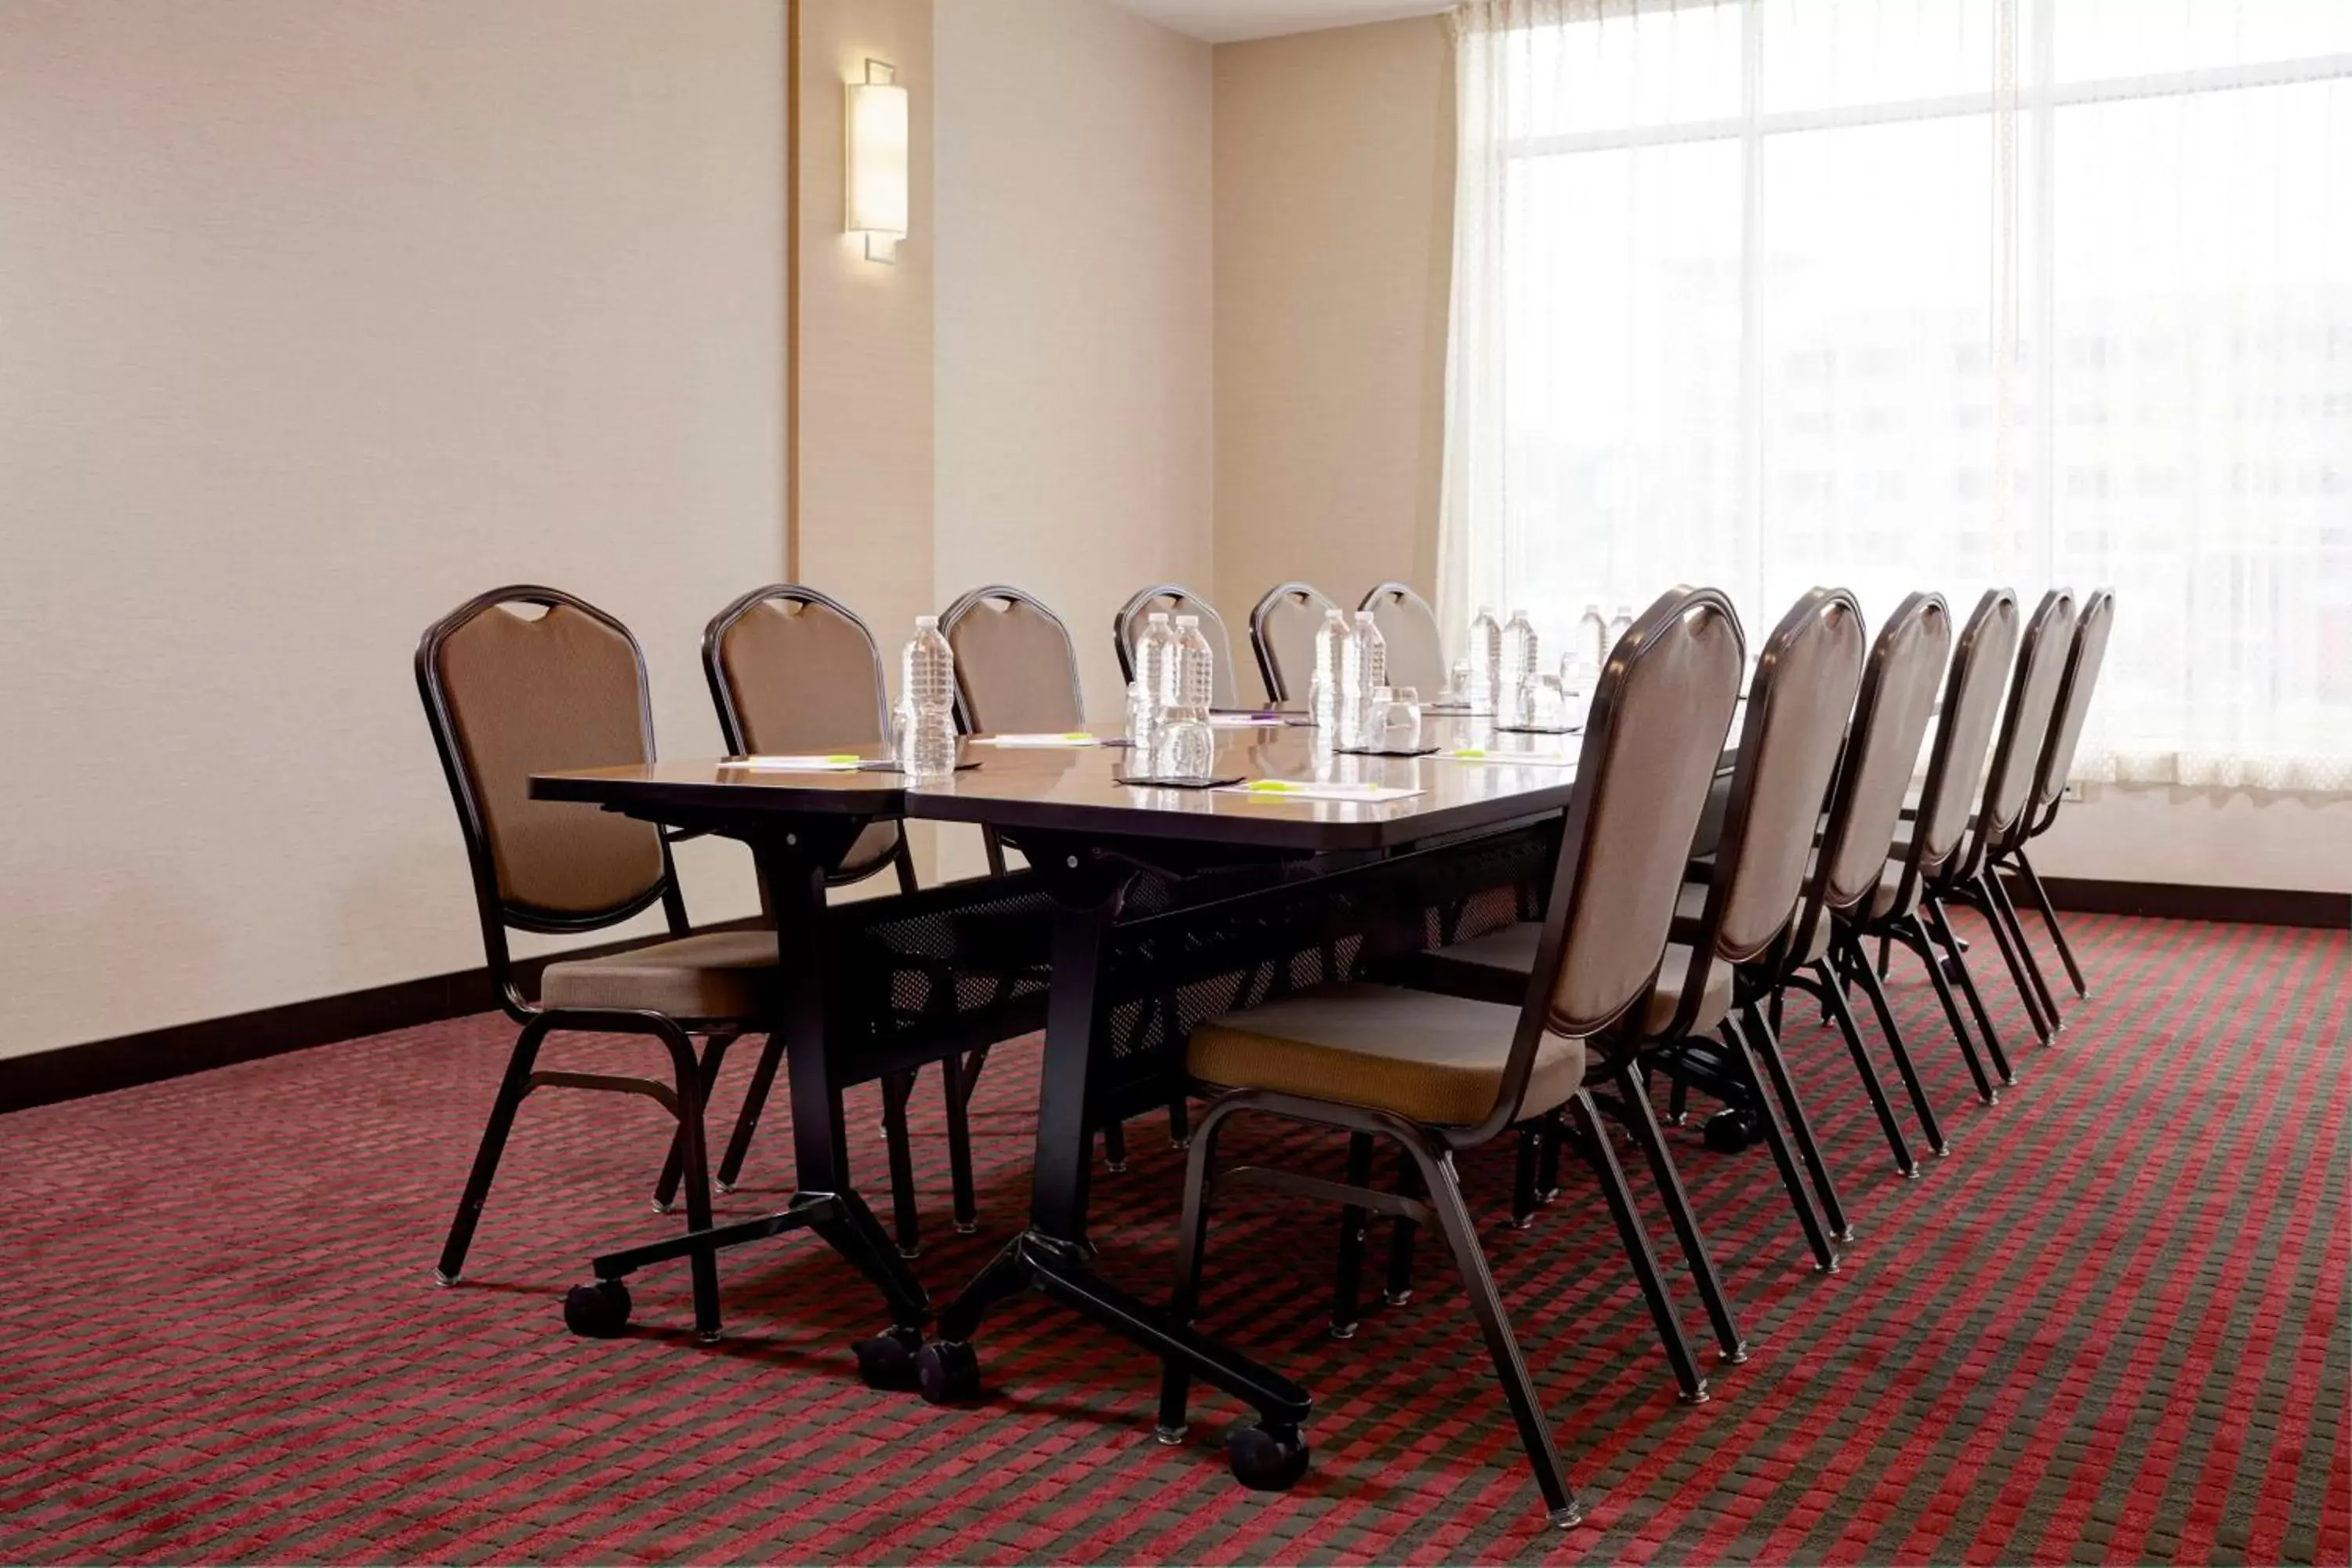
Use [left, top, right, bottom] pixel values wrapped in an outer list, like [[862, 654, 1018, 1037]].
[[1438, 0, 2352, 790]]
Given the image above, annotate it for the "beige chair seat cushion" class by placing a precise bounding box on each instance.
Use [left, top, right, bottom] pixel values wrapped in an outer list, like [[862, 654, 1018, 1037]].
[[1438, 924, 1733, 1040], [1187, 982, 1583, 1127], [540, 930, 778, 1022], [839, 820, 905, 884]]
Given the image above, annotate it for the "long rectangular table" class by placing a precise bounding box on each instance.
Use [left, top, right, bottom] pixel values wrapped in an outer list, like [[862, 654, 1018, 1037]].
[[532, 720, 1600, 1418]]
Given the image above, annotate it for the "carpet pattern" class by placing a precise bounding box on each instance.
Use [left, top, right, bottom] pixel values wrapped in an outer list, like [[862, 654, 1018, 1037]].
[[1, 912, 2345, 1564]]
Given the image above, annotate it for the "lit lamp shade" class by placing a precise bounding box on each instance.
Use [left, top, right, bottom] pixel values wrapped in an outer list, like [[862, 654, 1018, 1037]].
[[846, 80, 909, 250]]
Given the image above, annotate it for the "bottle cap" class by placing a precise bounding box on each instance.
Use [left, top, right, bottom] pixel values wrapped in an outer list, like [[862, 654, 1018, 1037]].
[[1355, 609, 1375, 623], [1175, 614, 1198, 628], [1148, 610, 1171, 623], [1325, 607, 1345, 621], [916, 615, 938, 629], [1511, 608, 1528, 620]]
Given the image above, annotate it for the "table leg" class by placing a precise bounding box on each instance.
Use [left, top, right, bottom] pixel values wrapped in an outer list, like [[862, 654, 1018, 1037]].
[[582, 825, 931, 1387], [917, 854, 1311, 1432]]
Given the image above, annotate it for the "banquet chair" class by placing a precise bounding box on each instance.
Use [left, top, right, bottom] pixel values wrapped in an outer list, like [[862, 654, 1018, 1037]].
[[1359, 581, 1446, 696], [1739, 592, 1955, 1174], [1114, 583, 1240, 710], [418, 585, 772, 1341], [1992, 589, 2114, 1003], [1247, 581, 1341, 706], [1916, 589, 2079, 1047], [1155, 587, 1744, 1523], [1846, 588, 2022, 1105], [701, 583, 979, 1257], [1427, 588, 1866, 1283]]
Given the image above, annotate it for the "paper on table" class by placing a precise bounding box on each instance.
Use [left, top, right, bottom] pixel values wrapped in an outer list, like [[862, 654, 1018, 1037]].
[[975, 732, 1103, 747], [1439, 746, 1578, 768], [1208, 713, 1286, 728], [721, 753, 866, 771], [1214, 779, 1425, 804]]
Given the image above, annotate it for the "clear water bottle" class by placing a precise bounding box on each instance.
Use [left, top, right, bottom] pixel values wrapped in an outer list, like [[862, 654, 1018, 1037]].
[[1308, 607, 1348, 730], [1467, 605, 1502, 715], [1605, 604, 1635, 662], [1173, 615, 1216, 712], [1576, 604, 1608, 684], [896, 615, 957, 779], [1500, 608, 1539, 727], [1339, 610, 1387, 748], [1128, 611, 1174, 752]]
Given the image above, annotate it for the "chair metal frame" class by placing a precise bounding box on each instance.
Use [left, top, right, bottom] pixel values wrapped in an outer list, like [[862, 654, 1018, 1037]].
[[1846, 588, 2023, 1109], [1997, 588, 2114, 1002], [416, 584, 739, 1341], [1247, 581, 1340, 706], [1156, 586, 1751, 1526], [701, 583, 978, 1257], [1112, 583, 1240, 711]]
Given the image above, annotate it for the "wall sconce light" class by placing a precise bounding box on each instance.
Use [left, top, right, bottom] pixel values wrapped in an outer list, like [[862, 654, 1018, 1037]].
[[845, 60, 908, 263]]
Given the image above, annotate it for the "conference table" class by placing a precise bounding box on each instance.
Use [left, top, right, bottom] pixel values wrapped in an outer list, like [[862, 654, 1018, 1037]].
[[532, 717, 1616, 1436]]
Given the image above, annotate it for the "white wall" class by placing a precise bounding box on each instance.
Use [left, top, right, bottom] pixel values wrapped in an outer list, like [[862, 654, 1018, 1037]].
[[935, 0, 1216, 725], [0, 2, 788, 1058]]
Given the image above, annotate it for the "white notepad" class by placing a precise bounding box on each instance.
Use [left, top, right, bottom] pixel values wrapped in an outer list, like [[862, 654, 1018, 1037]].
[[721, 754, 868, 772], [1214, 779, 1425, 804], [1439, 746, 1578, 768], [975, 733, 1104, 747]]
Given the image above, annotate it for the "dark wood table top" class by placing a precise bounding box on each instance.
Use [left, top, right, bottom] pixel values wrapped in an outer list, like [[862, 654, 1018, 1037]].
[[531, 718, 1595, 853]]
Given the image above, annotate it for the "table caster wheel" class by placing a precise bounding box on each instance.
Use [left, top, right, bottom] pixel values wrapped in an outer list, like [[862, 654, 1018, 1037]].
[[916, 1339, 982, 1405], [1703, 1108, 1758, 1153], [1227, 1423, 1309, 1492], [853, 1327, 924, 1392], [563, 1278, 632, 1338]]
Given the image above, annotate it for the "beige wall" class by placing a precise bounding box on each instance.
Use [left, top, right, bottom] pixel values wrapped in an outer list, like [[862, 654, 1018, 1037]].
[[1211, 15, 1454, 653], [935, 0, 1215, 724], [0, 1, 789, 1058]]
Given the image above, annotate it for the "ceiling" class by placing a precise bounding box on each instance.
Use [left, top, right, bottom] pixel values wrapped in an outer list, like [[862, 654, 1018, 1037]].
[[1102, 0, 1451, 45]]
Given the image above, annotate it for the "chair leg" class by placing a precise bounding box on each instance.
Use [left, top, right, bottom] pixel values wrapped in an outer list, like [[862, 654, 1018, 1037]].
[[880, 1070, 922, 1259], [1156, 1111, 1229, 1443], [1720, 1023, 1839, 1273], [652, 1033, 735, 1213], [1383, 1147, 1417, 1307], [1923, 897, 2015, 1087], [1839, 935, 1947, 1156], [2013, 849, 2089, 997], [1167, 1094, 1192, 1150], [435, 1017, 552, 1285], [1966, 875, 2053, 1047], [1901, 913, 2001, 1105], [714, 1032, 786, 1192], [1611, 1059, 1745, 1363], [649, 1018, 725, 1341], [1536, 1108, 1563, 1202], [944, 1049, 983, 1236], [1410, 1138, 1581, 1528], [1811, 963, 1917, 1177], [1985, 869, 2064, 1036], [1510, 1125, 1542, 1230], [1740, 1007, 1853, 1247], [1567, 1091, 1708, 1403], [1330, 1132, 1374, 1339], [1101, 1118, 1128, 1174]]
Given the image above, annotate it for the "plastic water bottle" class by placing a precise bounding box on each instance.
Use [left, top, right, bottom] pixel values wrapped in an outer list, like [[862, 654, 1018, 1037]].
[[1308, 607, 1348, 730], [1339, 610, 1387, 748], [1467, 606, 1502, 715], [1576, 604, 1609, 684], [1128, 611, 1174, 753], [1501, 609, 1539, 727], [1605, 604, 1635, 662], [1173, 615, 1216, 712], [896, 615, 957, 779]]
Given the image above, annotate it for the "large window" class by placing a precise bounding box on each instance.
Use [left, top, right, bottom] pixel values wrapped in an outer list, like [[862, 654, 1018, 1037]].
[[1439, 0, 2352, 789]]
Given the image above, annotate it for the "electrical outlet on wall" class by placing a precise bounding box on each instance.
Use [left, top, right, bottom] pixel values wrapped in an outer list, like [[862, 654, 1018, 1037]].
[[2060, 781, 2085, 803]]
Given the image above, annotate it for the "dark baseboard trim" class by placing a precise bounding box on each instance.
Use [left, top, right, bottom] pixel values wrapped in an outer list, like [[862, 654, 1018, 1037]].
[[2028, 876, 2350, 931], [0, 917, 768, 1116]]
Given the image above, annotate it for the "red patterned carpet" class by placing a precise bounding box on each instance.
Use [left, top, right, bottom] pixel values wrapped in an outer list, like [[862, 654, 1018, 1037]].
[[2, 912, 2346, 1564]]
